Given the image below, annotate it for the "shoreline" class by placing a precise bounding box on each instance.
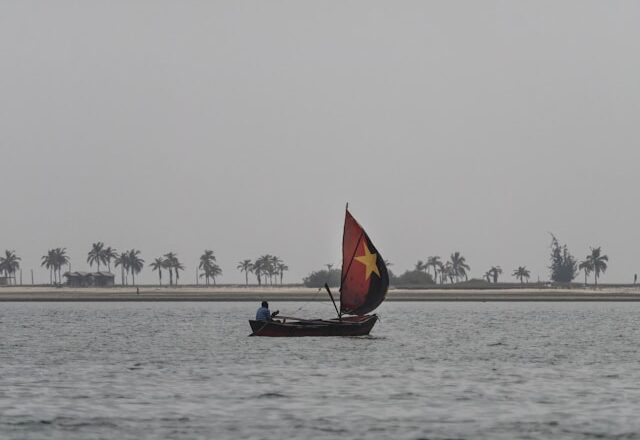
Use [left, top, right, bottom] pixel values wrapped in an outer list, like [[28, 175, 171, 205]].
[[1, 286, 640, 301]]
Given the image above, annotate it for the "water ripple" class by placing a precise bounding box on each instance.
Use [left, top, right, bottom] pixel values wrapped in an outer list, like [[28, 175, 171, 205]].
[[2, 302, 640, 439]]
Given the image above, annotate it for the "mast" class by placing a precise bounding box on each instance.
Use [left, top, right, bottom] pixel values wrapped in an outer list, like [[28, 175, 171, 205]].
[[324, 283, 341, 319]]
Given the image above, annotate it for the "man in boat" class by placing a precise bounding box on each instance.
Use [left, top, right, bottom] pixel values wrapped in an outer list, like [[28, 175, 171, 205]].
[[255, 301, 279, 321]]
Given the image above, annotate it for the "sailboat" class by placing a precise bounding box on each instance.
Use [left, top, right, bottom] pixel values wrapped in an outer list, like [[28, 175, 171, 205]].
[[249, 206, 389, 337]]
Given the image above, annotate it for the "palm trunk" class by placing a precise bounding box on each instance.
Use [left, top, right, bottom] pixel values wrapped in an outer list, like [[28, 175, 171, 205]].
[[245, 271, 248, 286], [158, 270, 162, 286]]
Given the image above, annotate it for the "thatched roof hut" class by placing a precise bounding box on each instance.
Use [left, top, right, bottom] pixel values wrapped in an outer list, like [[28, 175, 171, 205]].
[[64, 272, 115, 287]]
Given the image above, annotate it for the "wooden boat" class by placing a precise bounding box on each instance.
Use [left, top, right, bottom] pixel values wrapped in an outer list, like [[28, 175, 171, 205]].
[[249, 315, 378, 337], [249, 206, 389, 337]]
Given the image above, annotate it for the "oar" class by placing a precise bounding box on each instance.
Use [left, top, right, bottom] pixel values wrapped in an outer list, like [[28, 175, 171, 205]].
[[276, 315, 324, 322], [277, 316, 345, 324]]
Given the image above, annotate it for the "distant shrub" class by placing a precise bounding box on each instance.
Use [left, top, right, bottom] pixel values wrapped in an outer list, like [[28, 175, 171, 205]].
[[393, 270, 434, 287], [549, 234, 577, 283], [388, 269, 397, 284], [303, 269, 341, 288]]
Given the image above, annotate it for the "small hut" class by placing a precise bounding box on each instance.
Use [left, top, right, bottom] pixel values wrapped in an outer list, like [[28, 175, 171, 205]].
[[64, 272, 115, 287], [92, 272, 115, 287], [64, 272, 92, 287]]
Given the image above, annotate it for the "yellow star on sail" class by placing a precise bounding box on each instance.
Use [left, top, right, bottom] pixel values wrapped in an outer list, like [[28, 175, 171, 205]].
[[354, 241, 380, 280]]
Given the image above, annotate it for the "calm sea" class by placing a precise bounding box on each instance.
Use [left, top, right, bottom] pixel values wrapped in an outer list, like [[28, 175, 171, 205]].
[[1, 301, 640, 440]]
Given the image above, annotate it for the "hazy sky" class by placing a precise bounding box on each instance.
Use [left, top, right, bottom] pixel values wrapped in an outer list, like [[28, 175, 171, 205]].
[[1, 1, 639, 284]]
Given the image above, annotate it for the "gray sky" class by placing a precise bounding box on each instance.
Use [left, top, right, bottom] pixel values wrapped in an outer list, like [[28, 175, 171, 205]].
[[1, 1, 639, 284]]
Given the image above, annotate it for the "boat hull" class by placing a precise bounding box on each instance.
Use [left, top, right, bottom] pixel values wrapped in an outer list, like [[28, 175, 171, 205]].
[[249, 314, 377, 337]]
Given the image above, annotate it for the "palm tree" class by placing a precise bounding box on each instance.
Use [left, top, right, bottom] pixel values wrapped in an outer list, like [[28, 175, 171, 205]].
[[174, 261, 185, 285], [277, 263, 289, 285], [150, 257, 164, 286], [41, 249, 55, 285], [0, 250, 21, 285], [201, 262, 222, 285], [253, 259, 263, 286], [114, 252, 129, 286], [442, 262, 454, 284], [257, 255, 275, 285], [126, 249, 144, 285], [103, 246, 117, 272], [434, 261, 445, 284], [512, 266, 531, 284], [426, 256, 441, 281], [52, 248, 69, 284], [163, 252, 178, 286], [488, 266, 502, 283], [483, 270, 492, 283], [258, 255, 275, 285], [237, 259, 253, 286], [269, 256, 282, 285], [415, 260, 426, 274], [199, 250, 216, 286], [210, 263, 222, 284], [87, 242, 105, 271], [584, 247, 608, 286], [449, 252, 470, 283], [578, 260, 592, 285]]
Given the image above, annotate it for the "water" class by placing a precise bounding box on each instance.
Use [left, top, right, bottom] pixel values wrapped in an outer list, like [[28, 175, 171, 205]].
[[1, 301, 640, 440]]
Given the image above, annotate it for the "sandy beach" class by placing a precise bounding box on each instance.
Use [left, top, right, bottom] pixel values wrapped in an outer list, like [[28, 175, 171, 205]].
[[2, 286, 640, 301]]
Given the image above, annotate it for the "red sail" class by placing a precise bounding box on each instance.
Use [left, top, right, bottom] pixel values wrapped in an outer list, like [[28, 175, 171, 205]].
[[340, 209, 389, 315]]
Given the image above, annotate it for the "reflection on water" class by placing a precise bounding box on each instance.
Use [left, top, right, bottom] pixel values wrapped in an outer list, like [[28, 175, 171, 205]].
[[2, 302, 640, 439]]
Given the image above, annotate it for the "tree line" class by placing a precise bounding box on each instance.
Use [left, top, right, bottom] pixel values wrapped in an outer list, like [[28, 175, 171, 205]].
[[236, 254, 289, 286], [0, 243, 289, 287], [0, 235, 613, 288], [302, 235, 610, 288]]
